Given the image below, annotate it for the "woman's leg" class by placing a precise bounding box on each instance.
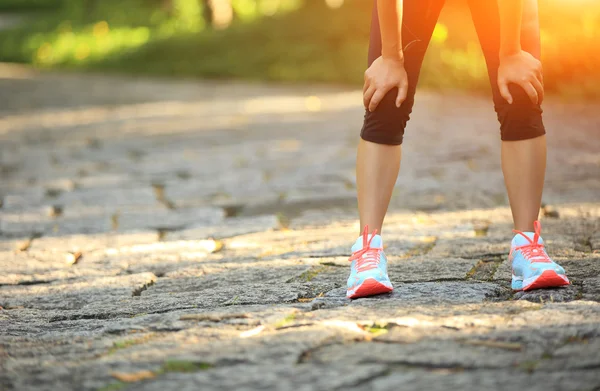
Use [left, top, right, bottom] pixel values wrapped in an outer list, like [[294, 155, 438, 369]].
[[501, 136, 546, 232], [358, 0, 445, 235], [468, 0, 546, 232], [469, 0, 569, 291], [356, 140, 401, 234], [347, 0, 446, 299]]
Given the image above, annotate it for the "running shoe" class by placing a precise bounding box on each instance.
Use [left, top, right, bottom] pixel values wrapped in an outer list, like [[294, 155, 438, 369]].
[[346, 225, 393, 299], [510, 220, 570, 291]]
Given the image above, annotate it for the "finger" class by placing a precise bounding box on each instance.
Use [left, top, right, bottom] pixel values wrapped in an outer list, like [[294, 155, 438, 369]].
[[532, 59, 544, 85], [498, 80, 513, 104], [363, 78, 370, 94], [521, 81, 539, 105], [396, 83, 408, 107], [535, 68, 544, 86], [363, 84, 376, 109], [369, 89, 386, 112], [531, 77, 544, 104]]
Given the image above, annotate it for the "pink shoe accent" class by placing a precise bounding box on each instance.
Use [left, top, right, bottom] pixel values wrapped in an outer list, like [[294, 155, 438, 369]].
[[512, 221, 551, 263], [522, 270, 570, 291], [347, 278, 393, 299], [349, 225, 382, 273]]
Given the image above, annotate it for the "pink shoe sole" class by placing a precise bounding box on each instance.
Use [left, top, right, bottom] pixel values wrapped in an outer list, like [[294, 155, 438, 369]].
[[522, 270, 570, 291], [347, 278, 393, 299]]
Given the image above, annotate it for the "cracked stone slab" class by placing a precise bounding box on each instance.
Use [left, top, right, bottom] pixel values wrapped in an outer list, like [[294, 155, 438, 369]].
[[163, 171, 265, 207], [0, 273, 157, 311], [0, 250, 122, 285], [554, 256, 600, 280], [356, 369, 600, 391], [117, 207, 225, 232], [538, 337, 600, 371], [306, 338, 540, 369], [0, 304, 298, 341], [1, 74, 600, 391], [582, 277, 600, 301], [220, 226, 357, 259], [513, 285, 580, 303], [428, 237, 509, 259], [95, 317, 382, 370], [28, 230, 160, 252], [309, 301, 600, 332], [387, 257, 478, 283], [1, 283, 308, 327], [55, 187, 158, 209], [305, 320, 600, 375], [143, 265, 312, 295], [5, 362, 388, 391], [311, 281, 506, 310], [126, 364, 389, 391], [0, 208, 113, 236], [164, 215, 279, 241]]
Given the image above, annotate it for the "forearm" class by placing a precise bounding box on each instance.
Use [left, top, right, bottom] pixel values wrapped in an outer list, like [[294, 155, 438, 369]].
[[498, 0, 523, 56], [377, 0, 403, 60]]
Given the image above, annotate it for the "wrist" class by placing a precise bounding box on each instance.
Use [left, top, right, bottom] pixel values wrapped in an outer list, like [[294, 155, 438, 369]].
[[381, 48, 404, 63], [499, 45, 522, 59]]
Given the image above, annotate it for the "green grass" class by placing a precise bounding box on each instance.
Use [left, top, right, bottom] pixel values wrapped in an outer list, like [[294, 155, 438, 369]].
[[108, 335, 154, 354], [97, 382, 127, 391], [274, 313, 297, 328], [296, 266, 326, 283], [160, 359, 213, 373], [0, 0, 62, 12], [1, 0, 599, 98], [363, 323, 389, 337]]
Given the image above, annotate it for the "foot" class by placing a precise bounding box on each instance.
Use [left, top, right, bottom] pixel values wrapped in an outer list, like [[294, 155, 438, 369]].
[[346, 225, 393, 299], [510, 220, 570, 291]]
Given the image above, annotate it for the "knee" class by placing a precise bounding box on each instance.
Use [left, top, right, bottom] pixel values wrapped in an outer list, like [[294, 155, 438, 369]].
[[495, 84, 546, 141], [361, 88, 413, 146]]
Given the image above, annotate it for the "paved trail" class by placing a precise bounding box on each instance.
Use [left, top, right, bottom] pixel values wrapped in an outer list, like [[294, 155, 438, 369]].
[[1, 70, 599, 391]]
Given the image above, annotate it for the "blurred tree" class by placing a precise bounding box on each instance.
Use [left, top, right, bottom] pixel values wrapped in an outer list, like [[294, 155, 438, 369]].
[[85, 0, 98, 21], [202, 0, 234, 29]]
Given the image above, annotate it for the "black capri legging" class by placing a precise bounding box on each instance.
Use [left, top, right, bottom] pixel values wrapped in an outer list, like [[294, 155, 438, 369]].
[[362, 0, 546, 145]]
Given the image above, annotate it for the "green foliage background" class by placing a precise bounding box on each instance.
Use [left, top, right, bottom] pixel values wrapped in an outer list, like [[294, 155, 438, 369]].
[[0, 0, 598, 98]]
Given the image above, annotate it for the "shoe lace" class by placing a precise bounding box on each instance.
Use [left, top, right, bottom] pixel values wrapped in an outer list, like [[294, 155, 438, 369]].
[[349, 225, 381, 272], [512, 220, 551, 263]]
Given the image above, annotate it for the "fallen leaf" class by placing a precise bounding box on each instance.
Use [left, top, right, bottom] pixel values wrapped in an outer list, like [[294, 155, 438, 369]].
[[212, 240, 224, 253], [111, 370, 156, 382], [66, 251, 82, 265], [16, 239, 31, 252]]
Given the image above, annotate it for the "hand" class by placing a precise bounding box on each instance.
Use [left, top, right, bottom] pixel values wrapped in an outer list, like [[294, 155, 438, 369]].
[[363, 56, 408, 112], [498, 50, 544, 105]]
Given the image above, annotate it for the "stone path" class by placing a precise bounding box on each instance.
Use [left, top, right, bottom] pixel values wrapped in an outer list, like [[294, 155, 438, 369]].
[[1, 69, 599, 391]]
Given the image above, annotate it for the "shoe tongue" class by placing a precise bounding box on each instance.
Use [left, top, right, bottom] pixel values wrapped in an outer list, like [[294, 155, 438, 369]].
[[352, 234, 383, 252], [512, 232, 544, 247]]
